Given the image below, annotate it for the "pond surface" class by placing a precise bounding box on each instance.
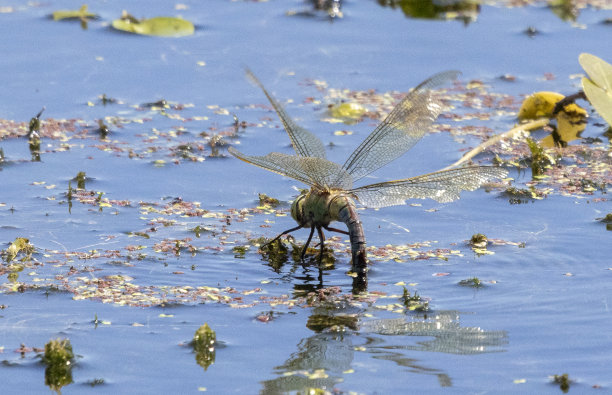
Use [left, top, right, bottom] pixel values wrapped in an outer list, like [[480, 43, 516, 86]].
[[1, 1, 611, 393]]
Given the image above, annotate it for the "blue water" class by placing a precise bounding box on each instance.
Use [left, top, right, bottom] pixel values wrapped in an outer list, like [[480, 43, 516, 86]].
[[1, 1, 611, 393]]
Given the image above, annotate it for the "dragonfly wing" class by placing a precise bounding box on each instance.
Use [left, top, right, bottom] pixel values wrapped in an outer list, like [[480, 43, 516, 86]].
[[339, 71, 460, 184], [350, 166, 507, 208], [229, 146, 352, 190], [246, 69, 327, 159]]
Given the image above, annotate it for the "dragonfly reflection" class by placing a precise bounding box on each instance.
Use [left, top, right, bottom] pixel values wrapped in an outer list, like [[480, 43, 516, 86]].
[[230, 70, 507, 283]]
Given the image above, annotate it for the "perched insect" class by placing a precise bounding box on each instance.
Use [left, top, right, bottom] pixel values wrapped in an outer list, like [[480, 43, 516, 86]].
[[230, 70, 507, 278]]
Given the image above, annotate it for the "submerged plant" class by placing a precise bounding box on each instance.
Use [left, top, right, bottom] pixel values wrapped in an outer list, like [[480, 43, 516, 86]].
[[28, 108, 44, 162], [74, 171, 87, 190], [42, 338, 75, 393], [458, 277, 483, 288], [97, 119, 110, 139], [526, 138, 555, 177], [552, 373, 571, 393], [192, 323, 216, 371]]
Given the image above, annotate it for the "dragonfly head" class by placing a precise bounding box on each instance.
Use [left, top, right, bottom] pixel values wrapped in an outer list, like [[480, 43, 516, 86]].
[[291, 189, 350, 228], [290, 191, 309, 226]]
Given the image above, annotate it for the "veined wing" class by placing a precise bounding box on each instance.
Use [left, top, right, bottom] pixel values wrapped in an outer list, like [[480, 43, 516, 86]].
[[338, 71, 460, 184], [349, 166, 507, 208], [228, 146, 353, 190], [246, 69, 327, 159]]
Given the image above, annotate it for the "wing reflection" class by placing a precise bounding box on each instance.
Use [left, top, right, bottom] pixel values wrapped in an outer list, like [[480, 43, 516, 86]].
[[360, 311, 508, 355]]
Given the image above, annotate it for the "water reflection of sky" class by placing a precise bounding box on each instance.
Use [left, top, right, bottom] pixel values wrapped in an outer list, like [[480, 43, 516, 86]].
[[1, 1, 612, 393]]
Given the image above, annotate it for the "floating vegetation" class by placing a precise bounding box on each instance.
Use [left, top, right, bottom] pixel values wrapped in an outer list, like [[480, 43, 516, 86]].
[[2, 237, 35, 264], [598, 213, 612, 231], [74, 171, 87, 189], [401, 287, 429, 311], [52, 4, 97, 29], [326, 102, 366, 124], [376, 0, 480, 24], [112, 11, 195, 37], [192, 323, 216, 371], [306, 314, 359, 332], [525, 137, 555, 177], [258, 238, 291, 271], [98, 94, 117, 106], [458, 277, 483, 288], [232, 245, 248, 258], [503, 186, 548, 204], [469, 233, 488, 248], [551, 373, 571, 393], [42, 338, 75, 393], [258, 193, 281, 208], [96, 119, 110, 139], [469, 233, 495, 255], [0, 55, 607, 320], [86, 378, 105, 387]]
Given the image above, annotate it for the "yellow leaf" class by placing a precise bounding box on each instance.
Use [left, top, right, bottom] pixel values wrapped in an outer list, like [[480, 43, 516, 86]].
[[329, 102, 366, 119], [518, 92, 564, 120]]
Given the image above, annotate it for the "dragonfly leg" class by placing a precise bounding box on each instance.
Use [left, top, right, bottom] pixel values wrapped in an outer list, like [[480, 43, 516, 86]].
[[300, 225, 316, 261], [262, 224, 303, 248], [316, 226, 325, 263], [323, 225, 349, 236]]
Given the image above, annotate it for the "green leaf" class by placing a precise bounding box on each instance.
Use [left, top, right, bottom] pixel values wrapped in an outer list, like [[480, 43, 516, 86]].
[[111, 16, 195, 37], [579, 53, 612, 91], [579, 53, 612, 126], [53, 4, 96, 21]]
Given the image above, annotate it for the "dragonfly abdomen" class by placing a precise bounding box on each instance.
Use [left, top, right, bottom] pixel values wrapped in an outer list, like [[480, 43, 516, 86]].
[[333, 195, 367, 273]]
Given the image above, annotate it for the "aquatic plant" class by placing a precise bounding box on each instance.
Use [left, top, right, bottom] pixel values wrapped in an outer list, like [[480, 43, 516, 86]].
[[192, 324, 216, 371], [42, 338, 75, 392], [112, 11, 194, 37]]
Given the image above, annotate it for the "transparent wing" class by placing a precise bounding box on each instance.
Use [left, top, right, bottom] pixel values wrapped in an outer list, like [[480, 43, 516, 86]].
[[228, 146, 352, 190], [350, 166, 507, 208], [246, 69, 327, 159], [338, 71, 461, 184]]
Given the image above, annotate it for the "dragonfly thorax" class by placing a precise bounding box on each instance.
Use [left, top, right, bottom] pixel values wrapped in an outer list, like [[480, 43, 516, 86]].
[[291, 189, 350, 228]]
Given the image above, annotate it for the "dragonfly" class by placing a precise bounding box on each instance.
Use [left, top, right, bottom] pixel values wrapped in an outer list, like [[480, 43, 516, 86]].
[[229, 70, 507, 277]]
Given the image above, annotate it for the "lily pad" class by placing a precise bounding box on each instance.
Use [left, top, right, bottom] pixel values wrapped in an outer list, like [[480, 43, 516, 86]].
[[111, 14, 195, 37], [579, 53, 612, 126]]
